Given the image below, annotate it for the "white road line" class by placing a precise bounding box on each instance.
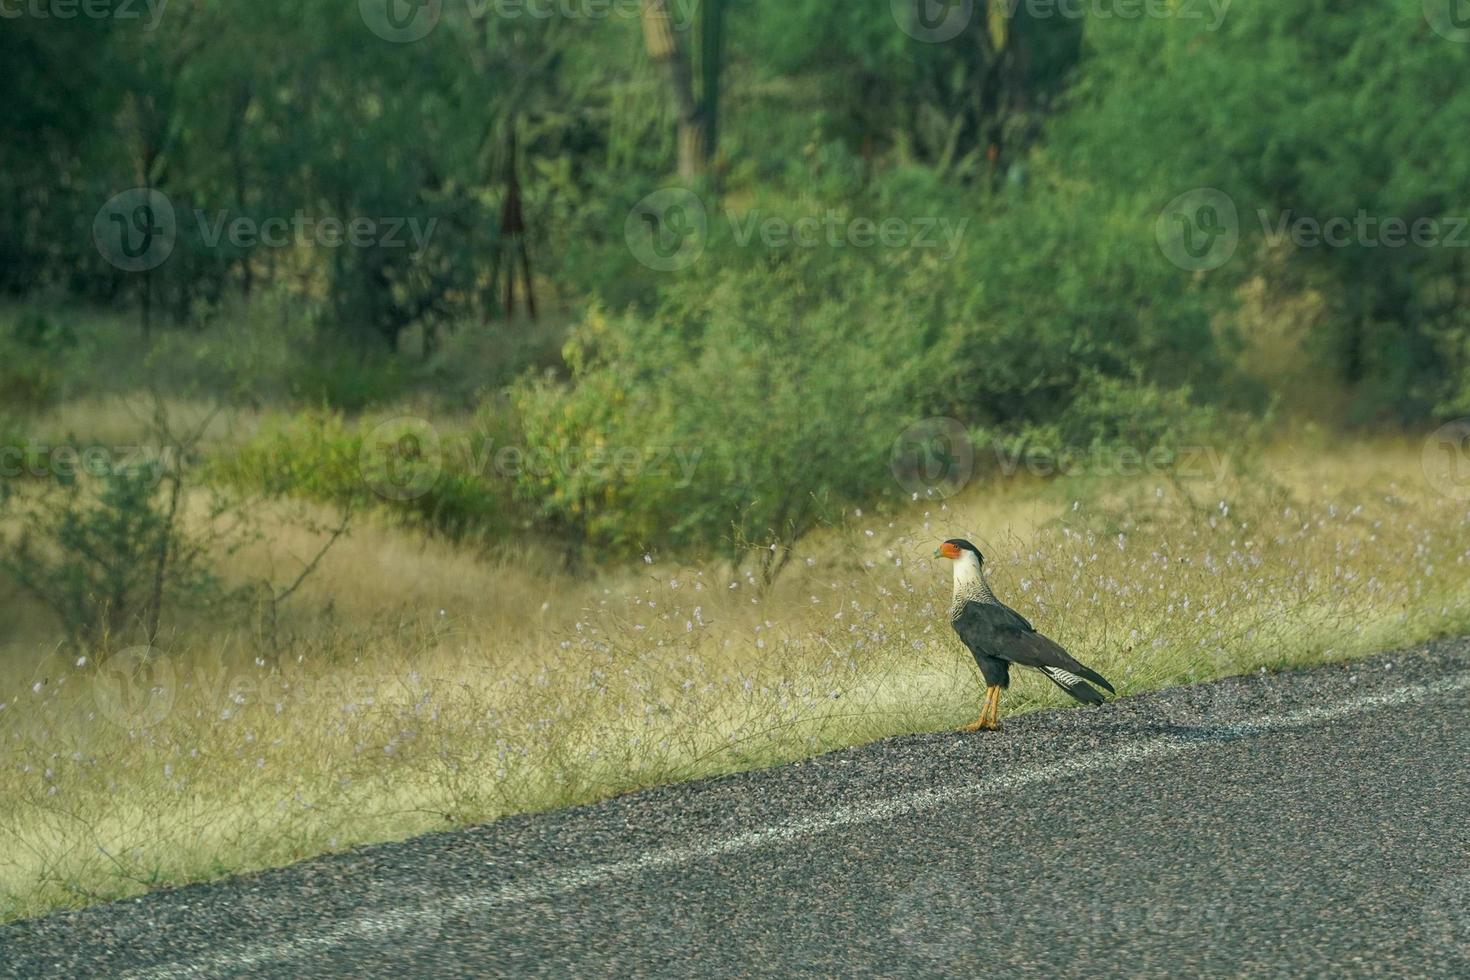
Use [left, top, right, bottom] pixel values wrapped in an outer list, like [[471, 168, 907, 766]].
[[124, 674, 1470, 979]]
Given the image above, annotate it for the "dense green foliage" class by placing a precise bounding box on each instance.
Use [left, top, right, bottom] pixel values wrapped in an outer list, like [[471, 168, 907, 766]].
[[4, 0, 1469, 564]]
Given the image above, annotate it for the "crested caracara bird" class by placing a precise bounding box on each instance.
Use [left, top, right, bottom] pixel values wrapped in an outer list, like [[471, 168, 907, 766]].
[[935, 539, 1114, 731]]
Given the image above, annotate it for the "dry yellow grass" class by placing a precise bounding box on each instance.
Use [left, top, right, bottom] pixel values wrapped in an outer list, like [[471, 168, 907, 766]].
[[1, 435, 1467, 923]]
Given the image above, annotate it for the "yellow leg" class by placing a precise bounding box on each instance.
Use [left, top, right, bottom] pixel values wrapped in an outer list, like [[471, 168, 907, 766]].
[[959, 685, 1002, 732]]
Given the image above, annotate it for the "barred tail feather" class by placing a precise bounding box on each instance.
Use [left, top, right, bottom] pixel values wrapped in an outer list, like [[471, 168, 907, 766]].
[[1040, 665, 1107, 705]]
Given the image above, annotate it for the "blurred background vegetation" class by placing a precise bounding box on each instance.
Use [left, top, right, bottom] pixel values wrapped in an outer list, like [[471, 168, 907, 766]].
[[3, 0, 1469, 568]]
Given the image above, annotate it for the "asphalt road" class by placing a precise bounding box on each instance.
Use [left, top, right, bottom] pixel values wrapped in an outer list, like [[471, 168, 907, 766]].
[[4, 640, 1469, 979]]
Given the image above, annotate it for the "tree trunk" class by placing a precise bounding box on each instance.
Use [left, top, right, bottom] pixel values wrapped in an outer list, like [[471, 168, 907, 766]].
[[640, 0, 705, 179], [499, 125, 536, 319], [701, 0, 726, 164]]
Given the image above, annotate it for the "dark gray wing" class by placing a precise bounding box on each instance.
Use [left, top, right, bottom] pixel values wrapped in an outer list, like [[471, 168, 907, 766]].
[[952, 600, 1115, 700]]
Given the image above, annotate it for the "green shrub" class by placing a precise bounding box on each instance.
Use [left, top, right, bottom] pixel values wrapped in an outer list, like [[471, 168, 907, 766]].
[[513, 231, 943, 568], [212, 410, 524, 542], [0, 357, 59, 412], [10, 310, 78, 355], [0, 310, 75, 410], [286, 350, 410, 413], [0, 462, 220, 648]]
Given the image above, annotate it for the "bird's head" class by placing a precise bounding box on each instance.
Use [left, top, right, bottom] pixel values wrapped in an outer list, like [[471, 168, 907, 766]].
[[934, 539, 984, 564]]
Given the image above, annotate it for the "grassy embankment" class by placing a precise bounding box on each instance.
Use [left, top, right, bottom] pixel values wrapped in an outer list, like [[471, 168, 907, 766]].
[[2, 424, 1467, 923]]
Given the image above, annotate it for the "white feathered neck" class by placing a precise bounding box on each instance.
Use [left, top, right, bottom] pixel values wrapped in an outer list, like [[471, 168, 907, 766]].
[[949, 550, 997, 618]]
